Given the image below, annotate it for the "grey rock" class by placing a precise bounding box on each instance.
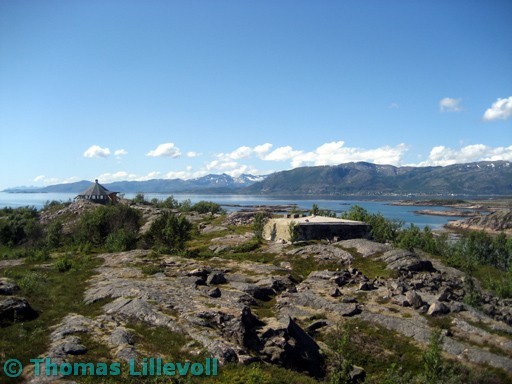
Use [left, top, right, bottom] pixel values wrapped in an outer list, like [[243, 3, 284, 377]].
[[427, 301, 450, 316], [53, 337, 87, 356], [330, 288, 342, 297], [358, 282, 375, 291], [259, 317, 325, 377], [208, 287, 222, 298], [0, 296, 38, 324], [341, 297, 358, 304], [230, 282, 275, 301], [286, 244, 354, 265], [109, 327, 134, 346], [405, 291, 425, 309], [306, 319, 329, 334], [337, 238, 392, 257], [207, 271, 227, 285], [380, 249, 435, 272], [0, 278, 20, 295]]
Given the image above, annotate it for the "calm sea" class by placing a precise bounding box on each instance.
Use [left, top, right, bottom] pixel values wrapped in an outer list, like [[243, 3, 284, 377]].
[[0, 191, 465, 229]]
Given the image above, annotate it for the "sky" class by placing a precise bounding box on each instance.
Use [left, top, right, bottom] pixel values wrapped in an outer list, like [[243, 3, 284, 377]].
[[0, 0, 511, 189]]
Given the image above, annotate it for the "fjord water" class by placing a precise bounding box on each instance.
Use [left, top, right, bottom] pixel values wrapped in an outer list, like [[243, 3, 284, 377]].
[[0, 192, 465, 229]]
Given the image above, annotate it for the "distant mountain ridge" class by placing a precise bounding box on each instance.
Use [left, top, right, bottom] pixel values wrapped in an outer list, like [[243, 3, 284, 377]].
[[4, 161, 512, 196], [245, 161, 512, 196], [3, 174, 267, 194]]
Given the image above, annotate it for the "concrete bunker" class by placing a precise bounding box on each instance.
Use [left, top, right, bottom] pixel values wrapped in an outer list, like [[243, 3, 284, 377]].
[[263, 214, 371, 243]]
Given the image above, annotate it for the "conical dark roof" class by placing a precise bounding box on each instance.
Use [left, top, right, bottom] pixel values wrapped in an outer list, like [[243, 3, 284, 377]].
[[78, 179, 112, 196]]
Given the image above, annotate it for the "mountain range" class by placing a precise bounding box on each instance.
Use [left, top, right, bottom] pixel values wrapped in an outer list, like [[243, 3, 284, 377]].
[[245, 161, 512, 196], [4, 174, 266, 194], [4, 161, 512, 196]]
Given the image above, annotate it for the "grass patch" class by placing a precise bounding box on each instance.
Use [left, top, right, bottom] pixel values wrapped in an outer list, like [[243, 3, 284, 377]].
[[339, 247, 397, 280], [252, 297, 277, 319], [127, 321, 205, 362], [322, 318, 424, 382], [0, 252, 102, 383], [465, 319, 512, 341], [287, 256, 340, 282]]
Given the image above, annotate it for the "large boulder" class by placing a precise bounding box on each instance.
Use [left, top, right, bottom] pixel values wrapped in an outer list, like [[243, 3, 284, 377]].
[[0, 296, 38, 325], [0, 278, 20, 295], [379, 249, 435, 272]]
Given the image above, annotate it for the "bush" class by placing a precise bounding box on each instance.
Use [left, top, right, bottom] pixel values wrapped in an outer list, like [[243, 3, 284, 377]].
[[73, 204, 141, 249], [191, 201, 224, 215], [105, 229, 137, 252], [54, 255, 73, 272], [0, 206, 42, 247], [45, 220, 63, 249], [341, 205, 402, 243], [145, 212, 192, 251]]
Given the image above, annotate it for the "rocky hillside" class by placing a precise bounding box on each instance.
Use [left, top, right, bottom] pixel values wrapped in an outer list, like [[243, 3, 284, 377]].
[[245, 161, 512, 195], [446, 209, 512, 235], [2, 211, 511, 383]]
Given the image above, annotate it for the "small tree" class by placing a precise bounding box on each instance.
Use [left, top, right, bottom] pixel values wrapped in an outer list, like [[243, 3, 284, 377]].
[[147, 212, 192, 251], [422, 329, 444, 384], [253, 213, 266, 242], [311, 204, 319, 216], [288, 220, 299, 244]]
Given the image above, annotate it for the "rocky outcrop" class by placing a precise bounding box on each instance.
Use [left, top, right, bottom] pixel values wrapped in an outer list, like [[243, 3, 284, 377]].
[[286, 244, 354, 265], [23, 239, 512, 382], [379, 249, 435, 272], [446, 209, 512, 234]]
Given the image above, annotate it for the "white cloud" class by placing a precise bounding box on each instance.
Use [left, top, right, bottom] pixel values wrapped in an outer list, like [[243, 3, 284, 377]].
[[114, 149, 128, 156], [84, 145, 110, 158], [254, 143, 273, 157], [483, 96, 512, 121], [389, 102, 400, 109], [146, 143, 181, 158], [97, 171, 138, 183], [260, 141, 408, 167], [186, 151, 202, 158], [206, 160, 238, 171], [439, 97, 463, 112], [33, 174, 62, 185], [229, 146, 253, 160], [418, 144, 512, 166], [217, 143, 273, 161], [263, 146, 303, 161]]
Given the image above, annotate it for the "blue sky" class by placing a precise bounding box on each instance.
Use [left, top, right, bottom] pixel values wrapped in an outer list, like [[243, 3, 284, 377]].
[[0, 0, 511, 189]]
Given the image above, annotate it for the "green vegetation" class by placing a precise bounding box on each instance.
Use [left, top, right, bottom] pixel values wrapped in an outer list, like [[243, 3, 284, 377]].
[[0, 253, 101, 382], [342, 205, 512, 298], [0, 206, 42, 247], [341, 205, 402, 243], [288, 220, 298, 244], [252, 212, 266, 242], [73, 204, 141, 250], [144, 211, 193, 251]]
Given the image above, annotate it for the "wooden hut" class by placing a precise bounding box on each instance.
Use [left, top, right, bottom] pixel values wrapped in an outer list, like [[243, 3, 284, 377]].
[[75, 179, 118, 204]]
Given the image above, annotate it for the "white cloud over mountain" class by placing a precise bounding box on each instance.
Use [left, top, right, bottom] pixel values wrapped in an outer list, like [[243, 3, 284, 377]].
[[483, 96, 512, 121], [418, 144, 512, 166]]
